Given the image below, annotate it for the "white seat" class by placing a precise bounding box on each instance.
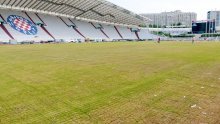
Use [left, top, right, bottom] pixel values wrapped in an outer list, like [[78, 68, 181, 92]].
[[36, 14, 84, 41], [139, 29, 158, 39], [73, 20, 106, 39], [102, 25, 121, 39], [117, 26, 137, 39], [0, 26, 10, 42], [0, 10, 52, 42], [0, 9, 157, 42]]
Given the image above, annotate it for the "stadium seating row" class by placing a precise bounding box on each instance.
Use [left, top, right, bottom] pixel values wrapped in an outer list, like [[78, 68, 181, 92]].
[[0, 9, 157, 42]]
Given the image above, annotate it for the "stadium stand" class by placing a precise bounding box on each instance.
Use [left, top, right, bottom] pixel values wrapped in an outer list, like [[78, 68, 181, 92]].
[[117, 26, 137, 40], [0, 0, 154, 43], [139, 29, 158, 40]]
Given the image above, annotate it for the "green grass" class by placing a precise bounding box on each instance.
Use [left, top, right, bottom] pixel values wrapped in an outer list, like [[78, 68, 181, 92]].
[[0, 42, 220, 124]]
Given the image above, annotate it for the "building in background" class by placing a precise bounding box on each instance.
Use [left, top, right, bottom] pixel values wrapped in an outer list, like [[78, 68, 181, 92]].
[[207, 11, 220, 32], [141, 10, 197, 28], [192, 20, 216, 34]]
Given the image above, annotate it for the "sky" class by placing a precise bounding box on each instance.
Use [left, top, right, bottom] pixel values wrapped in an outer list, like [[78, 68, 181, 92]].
[[107, 0, 220, 20]]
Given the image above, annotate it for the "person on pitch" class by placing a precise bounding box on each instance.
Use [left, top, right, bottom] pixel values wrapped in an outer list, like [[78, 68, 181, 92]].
[[157, 37, 161, 44], [192, 37, 195, 44]]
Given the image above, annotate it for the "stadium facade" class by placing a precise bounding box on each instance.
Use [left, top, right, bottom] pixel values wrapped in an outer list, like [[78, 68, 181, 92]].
[[207, 11, 220, 31], [141, 10, 197, 28], [192, 20, 216, 34], [0, 0, 157, 42]]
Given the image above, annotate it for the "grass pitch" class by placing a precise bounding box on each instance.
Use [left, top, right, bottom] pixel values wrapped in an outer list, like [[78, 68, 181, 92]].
[[0, 42, 220, 123]]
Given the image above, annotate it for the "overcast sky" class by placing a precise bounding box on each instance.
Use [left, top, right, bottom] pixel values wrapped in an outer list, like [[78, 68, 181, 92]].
[[107, 0, 220, 20]]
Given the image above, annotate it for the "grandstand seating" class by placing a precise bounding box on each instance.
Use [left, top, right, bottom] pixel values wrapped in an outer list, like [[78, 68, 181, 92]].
[[139, 29, 158, 39], [73, 20, 106, 39], [0, 26, 10, 41], [116, 26, 137, 39], [102, 25, 121, 39], [1, 10, 52, 42], [36, 14, 83, 41], [0, 9, 155, 42]]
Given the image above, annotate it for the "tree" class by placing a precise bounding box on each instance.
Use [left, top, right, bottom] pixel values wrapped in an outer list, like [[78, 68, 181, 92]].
[[153, 24, 157, 28], [177, 22, 182, 26]]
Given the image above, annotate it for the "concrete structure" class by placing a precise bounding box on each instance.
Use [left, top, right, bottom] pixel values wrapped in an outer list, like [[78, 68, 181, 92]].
[[207, 11, 220, 32], [149, 28, 191, 36], [0, 9, 156, 42], [192, 20, 216, 34], [0, 0, 158, 42], [141, 10, 197, 28]]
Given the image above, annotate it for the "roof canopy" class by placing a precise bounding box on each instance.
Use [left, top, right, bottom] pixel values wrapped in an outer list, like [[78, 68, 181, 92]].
[[0, 0, 149, 27]]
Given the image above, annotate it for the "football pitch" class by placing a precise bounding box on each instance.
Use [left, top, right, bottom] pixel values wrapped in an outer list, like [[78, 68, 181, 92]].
[[0, 42, 220, 123]]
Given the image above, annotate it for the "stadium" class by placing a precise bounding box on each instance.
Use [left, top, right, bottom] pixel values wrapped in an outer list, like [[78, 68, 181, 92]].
[[0, 0, 220, 124], [0, 0, 158, 43]]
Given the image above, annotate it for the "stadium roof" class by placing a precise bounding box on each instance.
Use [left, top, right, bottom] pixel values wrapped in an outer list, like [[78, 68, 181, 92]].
[[0, 0, 149, 27]]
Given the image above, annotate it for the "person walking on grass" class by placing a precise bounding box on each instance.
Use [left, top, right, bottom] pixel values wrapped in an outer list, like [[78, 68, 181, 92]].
[[157, 37, 161, 44], [192, 37, 195, 44]]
